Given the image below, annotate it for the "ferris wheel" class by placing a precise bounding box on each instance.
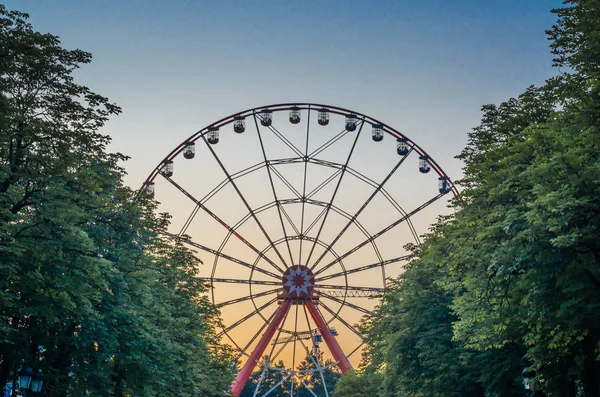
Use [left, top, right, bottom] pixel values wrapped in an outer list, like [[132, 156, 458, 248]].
[[143, 103, 457, 396]]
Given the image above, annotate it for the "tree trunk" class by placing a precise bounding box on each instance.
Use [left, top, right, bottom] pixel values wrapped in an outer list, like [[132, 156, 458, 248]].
[[112, 364, 125, 397], [45, 324, 76, 397], [0, 344, 15, 389], [567, 377, 577, 397], [471, 382, 485, 397], [582, 333, 600, 397]]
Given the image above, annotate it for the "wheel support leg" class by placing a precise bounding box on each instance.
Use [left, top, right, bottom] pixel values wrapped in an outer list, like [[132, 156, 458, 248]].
[[304, 299, 353, 374], [231, 299, 292, 396]]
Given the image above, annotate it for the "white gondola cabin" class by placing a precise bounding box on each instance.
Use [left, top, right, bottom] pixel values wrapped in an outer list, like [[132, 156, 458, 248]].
[[233, 116, 245, 133], [397, 138, 410, 155], [289, 106, 301, 124], [183, 142, 195, 159], [145, 181, 155, 197], [372, 124, 384, 142], [419, 155, 431, 173], [161, 160, 173, 177], [207, 127, 219, 145], [260, 109, 273, 126], [345, 114, 358, 131], [318, 108, 329, 126], [438, 176, 451, 194]]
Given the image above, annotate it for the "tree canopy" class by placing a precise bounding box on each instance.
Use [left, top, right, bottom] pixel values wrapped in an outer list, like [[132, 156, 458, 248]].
[[0, 5, 233, 396]]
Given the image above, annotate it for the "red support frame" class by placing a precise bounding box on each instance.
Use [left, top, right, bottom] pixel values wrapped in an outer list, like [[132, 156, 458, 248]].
[[304, 299, 353, 374], [230, 298, 353, 396], [230, 299, 291, 396]]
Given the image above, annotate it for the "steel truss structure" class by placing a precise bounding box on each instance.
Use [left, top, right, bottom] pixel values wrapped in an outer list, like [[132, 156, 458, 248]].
[[142, 103, 457, 397]]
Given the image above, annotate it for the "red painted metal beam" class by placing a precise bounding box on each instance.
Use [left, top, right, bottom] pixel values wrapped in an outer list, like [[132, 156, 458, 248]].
[[230, 299, 291, 396], [304, 299, 353, 374]]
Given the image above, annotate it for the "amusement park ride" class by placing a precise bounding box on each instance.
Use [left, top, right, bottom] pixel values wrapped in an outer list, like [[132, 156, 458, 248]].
[[143, 104, 457, 396]]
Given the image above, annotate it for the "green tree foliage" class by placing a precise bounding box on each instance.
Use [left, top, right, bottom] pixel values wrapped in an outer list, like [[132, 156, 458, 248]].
[[336, 2, 600, 397], [0, 5, 232, 396], [332, 372, 383, 397]]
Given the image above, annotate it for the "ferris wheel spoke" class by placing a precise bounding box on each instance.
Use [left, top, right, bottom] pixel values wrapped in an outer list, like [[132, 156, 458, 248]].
[[167, 232, 281, 280], [347, 342, 365, 358], [315, 254, 411, 282], [305, 119, 365, 268], [260, 118, 304, 158], [268, 157, 304, 167], [319, 292, 372, 315], [253, 114, 295, 265], [163, 175, 285, 274], [313, 193, 445, 277], [298, 107, 311, 267], [306, 169, 343, 200], [234, 306, 279, 362], [177, 160, 267, 238], [318, 301, 363, 340], [216, 288, 280, 308], [297, 197, 383, 265], [215, 296, 278, 339], [198, 159, 265, 207], [316, 285, 384, 293], [303, 206, 328, 236], [177, 203, 201, 239], [270, 334, 312, 364], [309, 150, 413, 271], [308, 128, 351, 159], [199, 278, 280, 287], [280, 205, 301, 236], [200, 134, 291, 270], [302, 304, 315, 339], [269, 165, 302, 199]]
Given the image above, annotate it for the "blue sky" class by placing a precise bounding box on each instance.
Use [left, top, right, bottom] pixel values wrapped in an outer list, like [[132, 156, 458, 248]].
[[5, 0, 562, 186]]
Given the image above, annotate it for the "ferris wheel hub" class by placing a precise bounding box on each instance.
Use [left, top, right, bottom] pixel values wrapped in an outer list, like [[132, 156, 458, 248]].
[[281, 265, 315, 298]]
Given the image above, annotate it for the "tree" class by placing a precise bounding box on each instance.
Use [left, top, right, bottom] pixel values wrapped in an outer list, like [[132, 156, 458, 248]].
[[0, 5, 233, 396], [332, 372, 383, 397], [338, 1, 600, 396]]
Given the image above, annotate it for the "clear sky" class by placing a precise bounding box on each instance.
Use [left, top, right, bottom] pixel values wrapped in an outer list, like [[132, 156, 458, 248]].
[[4, 0, 564, 376]]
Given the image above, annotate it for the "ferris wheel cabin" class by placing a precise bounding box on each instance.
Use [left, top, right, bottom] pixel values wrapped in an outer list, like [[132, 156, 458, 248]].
[[318, 108, 330, 125], [207, 127, 219, 145], [183, 142, 195, 159], [397, 137, 410, 155], [233, 116, 245, 133], [372, 123, 384, 142], [289, 106, 301, 124], [260, 109, 273, 126], [345, 113, 358, 131], [419, 155, 431, 173]]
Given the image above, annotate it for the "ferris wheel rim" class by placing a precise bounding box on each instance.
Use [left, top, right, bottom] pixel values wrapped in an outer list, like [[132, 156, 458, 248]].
[[141, 102, 459, 197]]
